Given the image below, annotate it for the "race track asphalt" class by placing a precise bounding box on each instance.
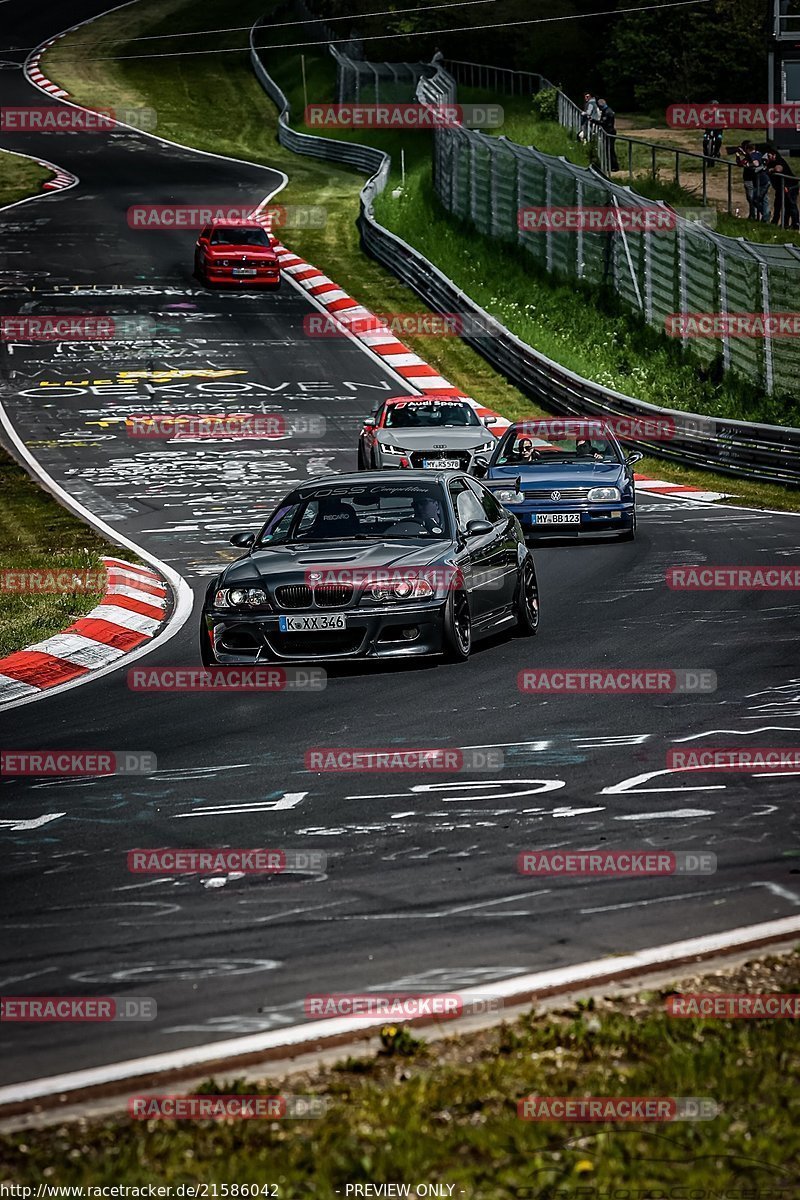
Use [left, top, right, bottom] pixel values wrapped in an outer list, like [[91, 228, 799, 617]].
[[1, 0, 799, 1088]]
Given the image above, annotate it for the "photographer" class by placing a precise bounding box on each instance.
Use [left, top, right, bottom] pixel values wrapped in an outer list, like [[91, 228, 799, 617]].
[[765, 149, 800, 229], [733, 139, 758, 219]]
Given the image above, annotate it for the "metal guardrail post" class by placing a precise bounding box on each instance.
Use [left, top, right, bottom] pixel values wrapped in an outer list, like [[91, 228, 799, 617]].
[[760, 260, 775, 395], [717, 243, 731, 372]]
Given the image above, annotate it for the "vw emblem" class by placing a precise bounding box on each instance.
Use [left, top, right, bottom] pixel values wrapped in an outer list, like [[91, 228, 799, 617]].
[[550, 490, 561, 501]]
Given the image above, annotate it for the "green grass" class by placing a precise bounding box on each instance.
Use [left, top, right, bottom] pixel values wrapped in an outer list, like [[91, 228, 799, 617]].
[[0, 153, 110, 655], [375, 167, 796, 421], [0, 450, 110, 656], [3, 949, 799, 1194], [0, 149, 51, 209], [40, 0, 800, 516]]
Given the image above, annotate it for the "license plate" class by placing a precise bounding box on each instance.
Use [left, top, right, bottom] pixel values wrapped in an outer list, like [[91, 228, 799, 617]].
[[422, 458, 460, 469], [278, 614, 346, 632], [233, 268, 257, 277], [534, 513, 581, 525]]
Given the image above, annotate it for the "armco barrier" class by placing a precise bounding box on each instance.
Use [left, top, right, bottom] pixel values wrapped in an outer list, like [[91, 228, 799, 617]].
[[249, 25, 800, 485]]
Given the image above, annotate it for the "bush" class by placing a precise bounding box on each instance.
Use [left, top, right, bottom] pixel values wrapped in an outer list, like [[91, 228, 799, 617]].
[[531, 86, 558, 122]]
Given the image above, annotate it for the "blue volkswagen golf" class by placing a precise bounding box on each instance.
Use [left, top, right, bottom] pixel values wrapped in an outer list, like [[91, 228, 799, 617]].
[[476, 420, 642, 541]]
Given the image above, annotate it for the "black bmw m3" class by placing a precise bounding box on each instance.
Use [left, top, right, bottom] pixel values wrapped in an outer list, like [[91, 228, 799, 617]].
[[200, 471, 539, 664]]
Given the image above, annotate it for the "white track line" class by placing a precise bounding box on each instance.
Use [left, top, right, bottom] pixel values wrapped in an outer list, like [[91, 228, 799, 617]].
[[1, 914, 798, 1110]]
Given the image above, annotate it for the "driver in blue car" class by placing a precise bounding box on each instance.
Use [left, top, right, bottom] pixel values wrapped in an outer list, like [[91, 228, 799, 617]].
[[576, 437, 605, 461]]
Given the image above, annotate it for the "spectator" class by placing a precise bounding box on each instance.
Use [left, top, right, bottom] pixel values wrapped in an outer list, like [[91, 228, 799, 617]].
[[702, 100, 723, 165], [579, 92, 600, 143], [597, 98, 620, 171], [734, 139, 758, 219], [765, 149, 799, 228], [747, 145, 771, 222]]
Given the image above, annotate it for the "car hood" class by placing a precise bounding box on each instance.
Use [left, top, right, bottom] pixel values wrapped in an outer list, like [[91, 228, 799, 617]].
[[378, 429, 490, 450], [222, 540, 453, 584], [486, 461, 625, 488]]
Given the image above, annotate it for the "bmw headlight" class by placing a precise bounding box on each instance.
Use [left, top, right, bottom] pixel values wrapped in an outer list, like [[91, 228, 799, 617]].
[[370, 578, 435, 602], [587, 487, 621, 502], [214, 587, 268, 608], [220, 259, 230, 267], [492, 489, 524, 504]]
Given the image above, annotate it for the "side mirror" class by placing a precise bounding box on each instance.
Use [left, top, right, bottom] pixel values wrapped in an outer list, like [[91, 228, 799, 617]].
[[465, 519, 493, 538], [472, 455, 489, 477], [229, 531, 256, 548], [482, 415, 497, 426], [626, 451, 644, 465], [362, 417, 377, 429]]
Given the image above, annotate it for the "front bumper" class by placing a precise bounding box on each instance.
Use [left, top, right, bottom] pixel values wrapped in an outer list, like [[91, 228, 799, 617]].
[[507, 502, 635, 537], [203, 602, 448, 662]]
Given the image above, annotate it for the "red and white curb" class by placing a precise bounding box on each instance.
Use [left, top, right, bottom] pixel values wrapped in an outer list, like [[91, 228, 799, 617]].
[[42, 164, 77, 192], [26, 33, 70, 99], [634, 474, 730, 503], [270, 239, 511, 434], [0, 558, 170, 706]]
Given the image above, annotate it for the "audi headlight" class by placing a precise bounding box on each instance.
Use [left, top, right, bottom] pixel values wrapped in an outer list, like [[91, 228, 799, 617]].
[[370, 578, 435, 602], [492, 489, 524, 504], [380, 444, 407, 455], [587, 487, 621, 502], [214, 587, 268, 608], [474, 441, 495, 453]]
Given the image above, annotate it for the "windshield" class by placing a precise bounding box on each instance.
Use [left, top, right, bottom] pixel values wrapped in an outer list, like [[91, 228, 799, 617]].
[[257, 483, 451, 545], [210, 226, 272, 247], [383, 400, 480, 429], [493, 430, 620, 465]]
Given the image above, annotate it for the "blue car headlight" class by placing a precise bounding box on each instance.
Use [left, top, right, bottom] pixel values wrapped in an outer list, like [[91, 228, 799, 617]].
[[587, 487, 621, 502], [492, 488, 525, 504]]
